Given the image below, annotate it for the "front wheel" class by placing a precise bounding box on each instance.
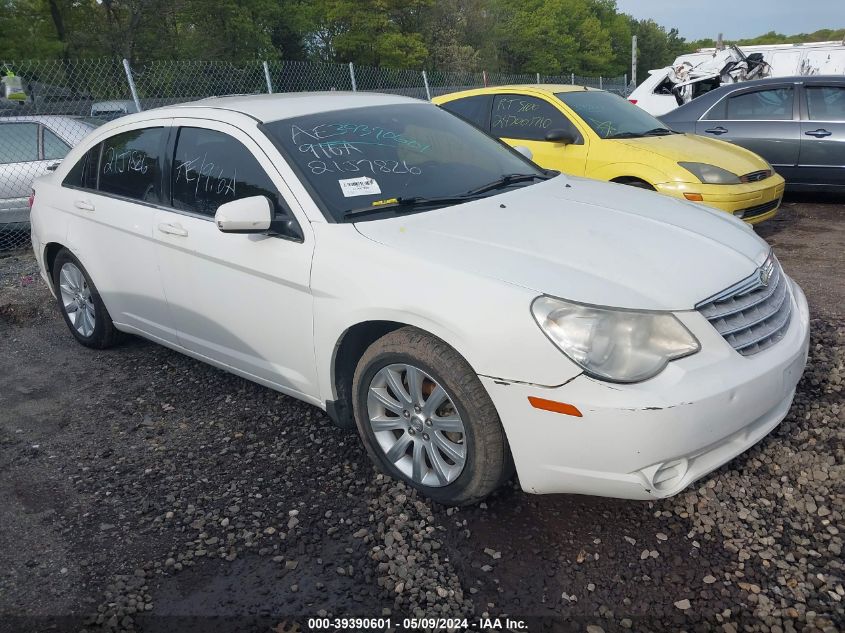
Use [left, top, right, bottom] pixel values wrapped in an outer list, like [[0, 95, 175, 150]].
[[352, 327, 512, 505], [614, 177, 655, 191]]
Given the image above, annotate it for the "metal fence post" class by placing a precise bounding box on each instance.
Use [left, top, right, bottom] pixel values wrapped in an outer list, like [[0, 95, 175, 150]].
[[536, 72, 540, 84], [263, 61, 273, 93], [349, 62, 357, 91], [421, 70, 431, 101], [632, 35, 638, 87], [599, 76, 603, 89], [624, 73, 628, 96], [122, 58, 142, 112], [571, 72, 575, 85]]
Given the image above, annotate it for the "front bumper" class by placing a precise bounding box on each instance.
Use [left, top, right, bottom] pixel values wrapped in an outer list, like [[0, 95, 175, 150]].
[[655, 175, 786, 225], [482, 278, 810, 499]]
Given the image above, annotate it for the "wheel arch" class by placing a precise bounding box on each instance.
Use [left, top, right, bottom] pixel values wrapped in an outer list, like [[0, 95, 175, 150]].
[[610, 176, 656, 190], [43, 241, 68, 291], [326, 320, 408, 429], [588, 162, 668, 187]]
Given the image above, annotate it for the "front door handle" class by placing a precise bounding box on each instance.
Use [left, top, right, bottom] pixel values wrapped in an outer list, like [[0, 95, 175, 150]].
[[705, 126, 728, 135], [157, 222, 188, 237], [805, 128, 832, 138], [74, 199, 94, 211]]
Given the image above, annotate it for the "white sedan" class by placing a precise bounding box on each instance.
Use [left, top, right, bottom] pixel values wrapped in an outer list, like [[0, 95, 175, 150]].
[[29, 92, 810, 505]]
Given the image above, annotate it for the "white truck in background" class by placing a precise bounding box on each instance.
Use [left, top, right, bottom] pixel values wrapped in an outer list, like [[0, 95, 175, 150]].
[[629, 41, 845, 115]]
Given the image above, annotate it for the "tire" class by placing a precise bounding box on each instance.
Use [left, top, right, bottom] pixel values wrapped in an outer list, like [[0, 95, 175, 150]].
[[52, 248, 121, 349], [615, 177, 655, 191], [352, 326, 512, 506]]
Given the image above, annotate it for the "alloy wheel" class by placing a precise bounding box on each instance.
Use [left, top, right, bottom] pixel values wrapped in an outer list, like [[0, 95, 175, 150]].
[[366, 363, 467, 487], [59, 262, 96, 337]]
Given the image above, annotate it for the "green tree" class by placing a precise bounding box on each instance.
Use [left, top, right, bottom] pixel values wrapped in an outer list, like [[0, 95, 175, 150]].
[[491, 0, 625, 76], [307, 0, 431, 67], [0, 0, 65, 59]]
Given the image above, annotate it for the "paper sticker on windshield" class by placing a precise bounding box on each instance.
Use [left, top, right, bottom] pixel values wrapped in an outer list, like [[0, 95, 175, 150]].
[[339, 177, 381, 197]]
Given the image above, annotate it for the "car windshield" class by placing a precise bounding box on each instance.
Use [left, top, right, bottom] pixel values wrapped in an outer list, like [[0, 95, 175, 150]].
[[263, 103, 547, 221], [556, 91, 672, 139]]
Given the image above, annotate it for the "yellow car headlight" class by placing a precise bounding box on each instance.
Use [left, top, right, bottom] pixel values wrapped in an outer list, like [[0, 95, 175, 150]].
[[679, 162, 741, 185]]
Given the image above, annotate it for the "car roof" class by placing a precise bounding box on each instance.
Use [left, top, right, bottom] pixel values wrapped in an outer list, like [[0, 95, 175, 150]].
[[660, 75, 845, 122], [0, 114, 97, 143], [433, 84, 602, 102], [168, 91, 424, 122], [0, 114, 94, 126], [719, 75, 845, 87]]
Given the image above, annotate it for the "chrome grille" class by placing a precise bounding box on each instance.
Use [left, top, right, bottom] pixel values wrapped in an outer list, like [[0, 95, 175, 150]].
[[740, 170, 772, 183], [696, 255, 792, 356]]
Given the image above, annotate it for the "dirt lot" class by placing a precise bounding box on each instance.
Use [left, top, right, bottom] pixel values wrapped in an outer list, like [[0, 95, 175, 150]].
[[0, 195, 843, 633]]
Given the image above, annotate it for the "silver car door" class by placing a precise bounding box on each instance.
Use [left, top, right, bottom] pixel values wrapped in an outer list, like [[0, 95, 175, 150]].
[[696, 84, 801, 182], [0, 121, 46, 222], [798, 83, 845, 188]]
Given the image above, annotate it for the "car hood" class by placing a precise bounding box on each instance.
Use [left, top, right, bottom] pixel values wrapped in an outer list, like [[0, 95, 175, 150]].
[[353, 176, 771, 310], [615, 133, 769, 178]]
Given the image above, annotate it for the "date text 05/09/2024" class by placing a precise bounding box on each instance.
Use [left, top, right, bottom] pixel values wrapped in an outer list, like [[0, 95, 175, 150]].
[[307, 617, 529, 630]]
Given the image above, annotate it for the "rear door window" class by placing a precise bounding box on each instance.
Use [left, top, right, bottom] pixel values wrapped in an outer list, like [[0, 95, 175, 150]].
[[171, 126, 288, 218], [440, 95, 492, 130], [805, 86, 845, 121], [63, 144, 101, 190], [43, 127, 70, 160], [491, 95, 572, 141], [98, 127, 165, 203], [724, 87, 794, 120], [0, 122, 39, 163]]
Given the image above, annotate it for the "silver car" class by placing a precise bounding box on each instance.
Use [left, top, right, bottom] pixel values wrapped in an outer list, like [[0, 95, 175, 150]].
[[1, 115, 98, 224], [659, 76, 845, 192]]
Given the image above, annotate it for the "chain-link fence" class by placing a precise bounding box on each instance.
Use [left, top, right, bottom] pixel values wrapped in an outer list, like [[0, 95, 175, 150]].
[[0, 58, 628, 251]]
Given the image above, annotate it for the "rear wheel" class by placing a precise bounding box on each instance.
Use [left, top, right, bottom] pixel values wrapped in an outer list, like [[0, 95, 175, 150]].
[[352, 327, 512, 505], [52, 249, 120, 349]]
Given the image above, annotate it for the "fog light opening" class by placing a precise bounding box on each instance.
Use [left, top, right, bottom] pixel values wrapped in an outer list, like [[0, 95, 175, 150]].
[[651, 458, 689, 492]]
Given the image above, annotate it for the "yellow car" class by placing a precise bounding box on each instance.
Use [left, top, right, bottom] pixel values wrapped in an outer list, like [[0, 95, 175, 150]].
[[432, 85, 785, 224]]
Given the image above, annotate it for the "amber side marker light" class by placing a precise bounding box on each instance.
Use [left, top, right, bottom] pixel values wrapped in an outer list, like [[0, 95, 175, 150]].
[[528, 396, 582, 417], [684, 193, 704, 202]]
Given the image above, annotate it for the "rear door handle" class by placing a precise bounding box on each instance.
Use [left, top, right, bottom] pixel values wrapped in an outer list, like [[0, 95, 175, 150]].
[[705, 126, 728, 135], [804, 128, 832, 138], [157, 222, 188, 237], [74, 199, 94, 211]]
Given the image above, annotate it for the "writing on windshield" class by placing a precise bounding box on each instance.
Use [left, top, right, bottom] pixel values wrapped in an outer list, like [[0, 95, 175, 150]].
[[290, 122, 430, 177], [264, 103, 544, 221]]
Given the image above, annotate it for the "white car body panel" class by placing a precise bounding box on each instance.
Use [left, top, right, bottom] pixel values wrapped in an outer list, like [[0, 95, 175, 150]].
[[353, 176, 769, 311], [631, 41, 845, 116], [30, 93, 811, 500]]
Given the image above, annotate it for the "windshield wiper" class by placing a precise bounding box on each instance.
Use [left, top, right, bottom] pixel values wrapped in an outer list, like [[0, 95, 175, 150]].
[[342, 173, 553, 221], [461, 173, 550, 197], [342, 195, 473, 221], [606, 131, 642, 139], [642, 127, 676, 136]]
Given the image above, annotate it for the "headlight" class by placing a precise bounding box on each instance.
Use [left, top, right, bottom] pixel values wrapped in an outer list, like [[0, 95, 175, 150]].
[[531, 296, 700, 383], [678, 162, 741, 185]]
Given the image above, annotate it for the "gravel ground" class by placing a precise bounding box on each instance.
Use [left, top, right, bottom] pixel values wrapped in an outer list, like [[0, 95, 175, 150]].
[[0, 195, 842, 633]]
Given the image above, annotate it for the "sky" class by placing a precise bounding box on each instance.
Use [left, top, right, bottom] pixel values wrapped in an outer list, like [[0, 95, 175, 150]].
[[617, 0, 845, 41]]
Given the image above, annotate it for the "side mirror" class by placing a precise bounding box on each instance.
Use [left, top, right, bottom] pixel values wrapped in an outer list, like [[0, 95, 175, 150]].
[[544, 129, 577, 144], [513, 145, 533, 160], [215, 196, 272, 234]]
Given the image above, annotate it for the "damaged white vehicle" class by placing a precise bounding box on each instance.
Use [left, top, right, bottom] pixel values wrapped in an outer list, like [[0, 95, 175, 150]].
[[30, 93, 810, 505], [632, 41, 845, 115]]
